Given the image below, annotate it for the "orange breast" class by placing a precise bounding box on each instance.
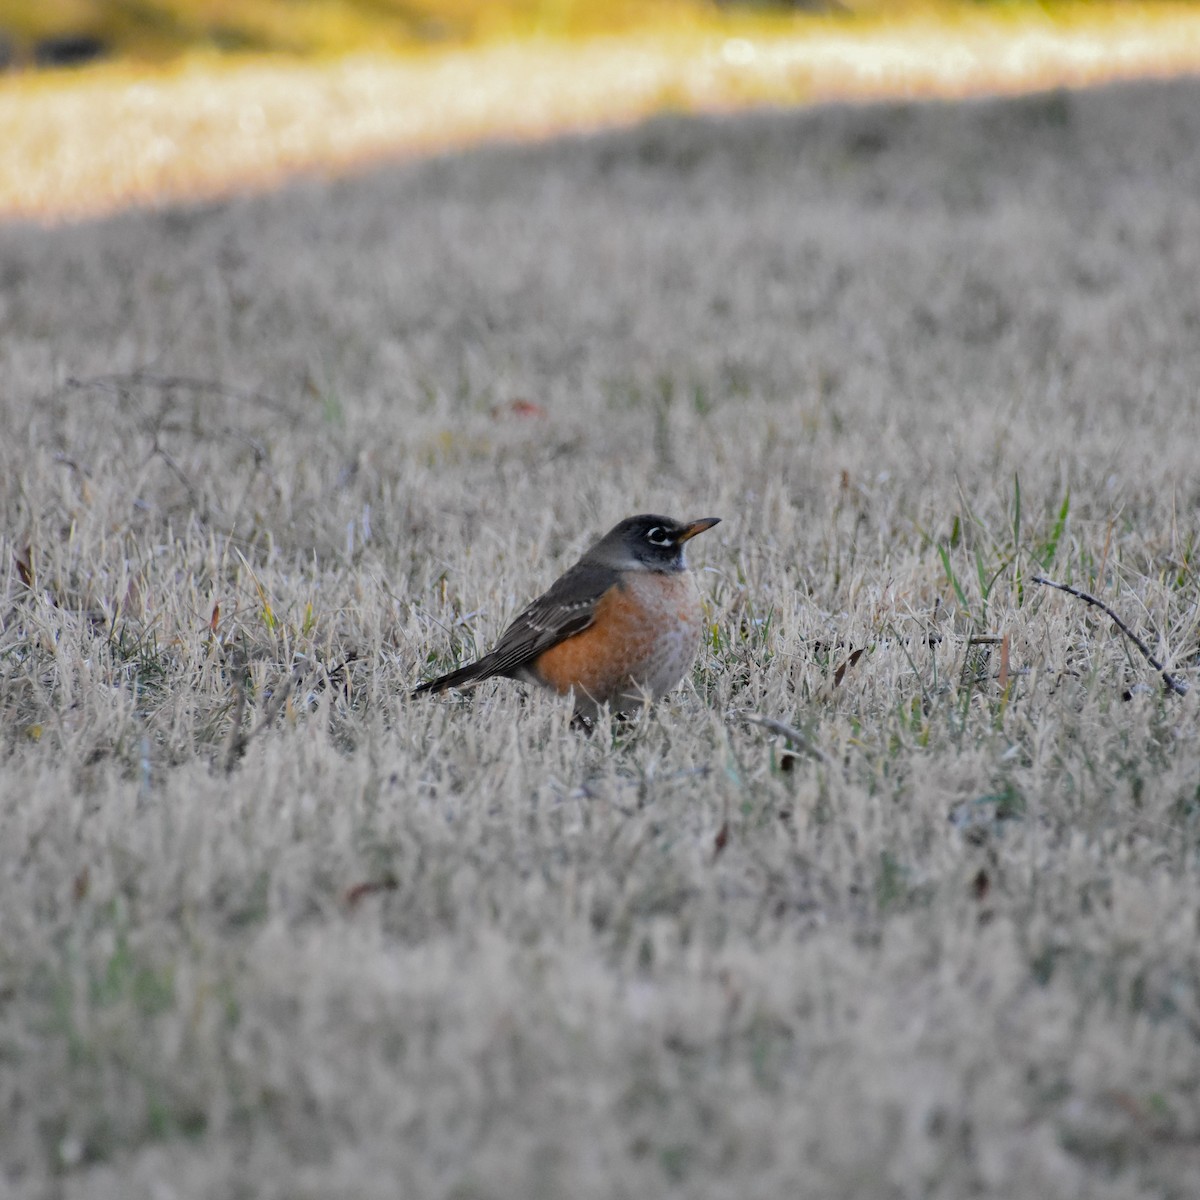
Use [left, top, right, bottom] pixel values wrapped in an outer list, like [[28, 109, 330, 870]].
[[530, 571, 704, 712]]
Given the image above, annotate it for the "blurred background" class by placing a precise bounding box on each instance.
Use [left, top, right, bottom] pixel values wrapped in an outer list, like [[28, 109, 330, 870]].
[[3, 2, 1197, 220], [0, 1, 1188, 68], [13, 1, 856, 65]]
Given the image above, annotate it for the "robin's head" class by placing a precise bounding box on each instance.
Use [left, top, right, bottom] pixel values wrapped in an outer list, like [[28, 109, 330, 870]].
[[590, 513, 721, 572]]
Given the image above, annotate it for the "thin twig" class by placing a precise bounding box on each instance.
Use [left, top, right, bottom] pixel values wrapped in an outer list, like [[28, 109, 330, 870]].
[[149, 435, 205, 513], [223, 656, 315, 772], [1032, 575, 1189, 697], [66, 371, 290, 414], [729, 710, 830, 765]]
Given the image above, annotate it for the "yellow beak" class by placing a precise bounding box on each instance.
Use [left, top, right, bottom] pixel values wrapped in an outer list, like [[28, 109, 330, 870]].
[[676, 517, 721, 543]]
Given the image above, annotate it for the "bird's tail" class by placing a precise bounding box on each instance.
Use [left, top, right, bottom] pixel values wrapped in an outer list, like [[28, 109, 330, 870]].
[[412, 659, 491, 698]]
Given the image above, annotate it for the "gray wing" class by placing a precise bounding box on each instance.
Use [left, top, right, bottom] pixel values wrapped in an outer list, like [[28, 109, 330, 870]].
[[413, 559, 618, 694], [481, 559, 619, 679]]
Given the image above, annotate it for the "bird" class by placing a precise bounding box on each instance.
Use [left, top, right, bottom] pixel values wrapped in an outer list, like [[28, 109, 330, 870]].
[[413, 513, 721, 720]]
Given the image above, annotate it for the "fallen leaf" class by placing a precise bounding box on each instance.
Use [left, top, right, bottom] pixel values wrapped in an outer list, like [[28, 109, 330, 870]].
[[971, 868, 990, 901], [343, 878, 399, 909], [492, 398, 547, 419], [712, 820, 730, 859], [15, 544, 33, 589], [833, 646, 864, 688]]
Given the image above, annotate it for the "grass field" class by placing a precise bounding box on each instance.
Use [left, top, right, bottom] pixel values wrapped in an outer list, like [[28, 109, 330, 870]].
[[6, 3, 1200, 220], [4, 62, 1200, 1200]]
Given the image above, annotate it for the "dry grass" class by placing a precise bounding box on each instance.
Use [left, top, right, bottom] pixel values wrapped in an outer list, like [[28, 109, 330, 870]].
[[0, 0, 703, 57], [4, 3, 1200, 220], [3, 2, 1187, 61], [3, 73, 1200, 1197]]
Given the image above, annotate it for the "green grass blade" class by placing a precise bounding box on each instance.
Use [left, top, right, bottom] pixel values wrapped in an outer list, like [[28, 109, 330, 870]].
[[938, 542, 970, 613], [1039, 488, 1071, 569], [1012, 471, 1022, 552]]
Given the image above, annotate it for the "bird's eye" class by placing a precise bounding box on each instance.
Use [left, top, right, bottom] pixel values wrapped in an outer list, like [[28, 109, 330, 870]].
[[645, 527, 673, 546]]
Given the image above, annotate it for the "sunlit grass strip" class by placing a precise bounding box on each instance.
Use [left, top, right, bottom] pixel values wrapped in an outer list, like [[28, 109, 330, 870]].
[[0, 0, 717, 60], [4, 4, 1200, 221]]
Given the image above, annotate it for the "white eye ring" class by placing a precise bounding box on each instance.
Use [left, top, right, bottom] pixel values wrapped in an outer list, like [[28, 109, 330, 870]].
[[646, 527, 673, 546]]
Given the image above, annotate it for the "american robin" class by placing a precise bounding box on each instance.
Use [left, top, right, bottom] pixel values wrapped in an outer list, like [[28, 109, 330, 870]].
[[414, 513, 721, 719]]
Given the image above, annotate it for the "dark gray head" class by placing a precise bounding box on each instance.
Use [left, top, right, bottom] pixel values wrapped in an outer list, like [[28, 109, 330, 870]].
[[586, 513, 721, 572]]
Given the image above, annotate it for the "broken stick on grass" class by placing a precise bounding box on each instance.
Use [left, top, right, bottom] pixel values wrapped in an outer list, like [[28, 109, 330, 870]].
[[1031, 575, 1189, 697], [730, 710, 830, 765], [223, 657, 319, 772]]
